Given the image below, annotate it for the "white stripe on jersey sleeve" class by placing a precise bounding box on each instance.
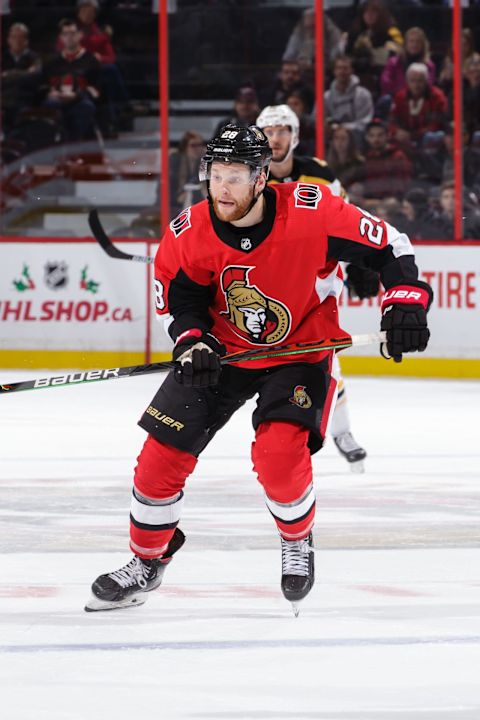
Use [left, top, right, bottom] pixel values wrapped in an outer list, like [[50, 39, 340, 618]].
[[385, 221, 414, 258]]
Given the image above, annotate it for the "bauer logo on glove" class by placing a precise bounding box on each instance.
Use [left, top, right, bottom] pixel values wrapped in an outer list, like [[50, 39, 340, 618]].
[[380, 280, 433, 363]]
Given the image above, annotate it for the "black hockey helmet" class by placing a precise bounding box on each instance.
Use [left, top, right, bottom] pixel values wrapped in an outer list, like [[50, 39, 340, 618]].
[[199, 124, 272, 182]]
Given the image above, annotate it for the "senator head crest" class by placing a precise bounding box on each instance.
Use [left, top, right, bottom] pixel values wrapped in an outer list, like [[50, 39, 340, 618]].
[[220, 266, 290, 345]]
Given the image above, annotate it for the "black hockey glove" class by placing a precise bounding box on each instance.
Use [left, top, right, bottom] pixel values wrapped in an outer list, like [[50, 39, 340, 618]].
[[172, 329, 226, 387], [380, 280, 433, 363], [345, 263, 381, 299]]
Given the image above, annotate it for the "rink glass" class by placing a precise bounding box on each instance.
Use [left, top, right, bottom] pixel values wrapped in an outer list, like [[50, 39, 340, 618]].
[[1, 2, 479, 242]]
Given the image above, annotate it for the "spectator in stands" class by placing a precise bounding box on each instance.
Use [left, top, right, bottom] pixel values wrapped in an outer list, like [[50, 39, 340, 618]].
[[285, 88, 315, 155], [379, 26, 435, 111], [282, 8, 345, 79], [325, 124, 364, 195], [43, 18, 101, 142], [438, 28, 477, 94], [74, 0, 131, 135], [269, 60, 310, 106], [358, 118, 412, 201], [75, 0, 114, 64], [401, 187, 438, 240], [169, 130, 207, 217], [213, 86, 260, 137], [346, 0, 403, 90], [419, 122, 480, 189], [430, 181, 480, 240], [324, 56, 374, 143], [374, 196, 406, 229], [429, 181, 455, 239], [463, 54, 480, 136], [389, 63, 448, 152], [1, 22, 41, 133]]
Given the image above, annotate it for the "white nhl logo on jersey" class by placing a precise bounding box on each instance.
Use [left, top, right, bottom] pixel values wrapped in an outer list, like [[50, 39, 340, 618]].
[[294, 183, 322, 210], [240, 238, 252, 251], [170, 207, 192, 238]]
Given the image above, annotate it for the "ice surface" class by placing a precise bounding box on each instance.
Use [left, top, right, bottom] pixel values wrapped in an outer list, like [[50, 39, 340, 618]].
[[0, 370, 479, 719]]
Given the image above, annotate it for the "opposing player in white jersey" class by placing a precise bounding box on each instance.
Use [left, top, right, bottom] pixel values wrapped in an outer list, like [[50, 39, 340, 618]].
[[257, 104, 380, 472]]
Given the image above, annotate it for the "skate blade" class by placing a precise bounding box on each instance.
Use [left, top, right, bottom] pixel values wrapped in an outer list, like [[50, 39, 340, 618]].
[[84, 592, 148, 613], [349, 459, 365, 474], [291, 601, 301, 617]]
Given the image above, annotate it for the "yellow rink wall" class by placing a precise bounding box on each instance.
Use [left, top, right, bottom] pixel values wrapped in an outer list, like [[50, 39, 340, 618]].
[[340, 356, 480, 380], [0, 350, 171, 371]]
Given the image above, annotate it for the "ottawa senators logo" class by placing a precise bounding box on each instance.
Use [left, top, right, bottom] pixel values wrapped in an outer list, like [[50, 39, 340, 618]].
[[289, 385, 312, 409], [294, 183, 322, 210], [170, 207, 192, 238], [220, 266, 291, 345]]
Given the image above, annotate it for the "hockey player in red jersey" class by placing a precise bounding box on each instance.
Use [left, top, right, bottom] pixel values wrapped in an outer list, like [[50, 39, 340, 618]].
[[257, 104, 379, 472], [85, 124, 432, 614]]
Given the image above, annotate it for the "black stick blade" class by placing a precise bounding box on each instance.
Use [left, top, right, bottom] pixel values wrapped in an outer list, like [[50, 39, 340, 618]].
[[88, 210, 153, 264]]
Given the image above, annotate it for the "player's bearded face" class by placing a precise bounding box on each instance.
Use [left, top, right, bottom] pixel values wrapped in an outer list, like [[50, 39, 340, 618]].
[[210, 163, 258, 222], [263, 126, 291, 163]]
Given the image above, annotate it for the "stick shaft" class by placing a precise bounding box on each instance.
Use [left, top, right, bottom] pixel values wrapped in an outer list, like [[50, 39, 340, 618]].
[[0, 333, 385, 395]]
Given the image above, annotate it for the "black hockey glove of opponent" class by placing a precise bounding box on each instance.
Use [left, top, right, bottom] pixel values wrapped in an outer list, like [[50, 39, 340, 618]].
[[345, 263, 381, 299], [380, 280, 433, 363], [172, 329, 226, 387]]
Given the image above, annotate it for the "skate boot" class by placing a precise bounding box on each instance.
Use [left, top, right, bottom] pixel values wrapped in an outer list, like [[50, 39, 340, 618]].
[[84, 528, 185, 612], [333, 431, 367, 473], [281, 533, 314, 616]]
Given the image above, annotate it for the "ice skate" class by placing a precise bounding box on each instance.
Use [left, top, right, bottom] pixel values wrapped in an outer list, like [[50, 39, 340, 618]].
[[280, 533, 314, 616], [333, 431, 367, 473], [84, 528, 185, 612]]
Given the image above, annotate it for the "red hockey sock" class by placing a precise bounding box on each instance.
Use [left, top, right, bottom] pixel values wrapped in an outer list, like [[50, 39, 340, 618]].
[[252, 421, 315, 540], [130, 435, 197, 558]]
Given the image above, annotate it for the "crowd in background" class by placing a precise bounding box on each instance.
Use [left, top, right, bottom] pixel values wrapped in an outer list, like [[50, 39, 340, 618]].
[[2, 0, 480, 239]]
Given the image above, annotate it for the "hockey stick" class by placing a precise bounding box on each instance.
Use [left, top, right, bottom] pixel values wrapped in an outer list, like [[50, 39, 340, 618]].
[[0, 332, 385, 395], [89, 210, 154, 264]]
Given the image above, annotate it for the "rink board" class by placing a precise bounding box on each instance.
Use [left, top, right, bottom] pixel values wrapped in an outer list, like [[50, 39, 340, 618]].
[[0, 239, 478, 377]]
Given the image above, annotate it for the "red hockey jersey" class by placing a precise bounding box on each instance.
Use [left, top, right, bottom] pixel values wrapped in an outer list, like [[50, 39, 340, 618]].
[[154, 182, 417, 368]]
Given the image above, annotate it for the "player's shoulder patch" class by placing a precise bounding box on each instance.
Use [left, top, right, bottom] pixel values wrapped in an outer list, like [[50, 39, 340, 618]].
[[296, 156, 336, 184], [169, 207, 192, 238], [168, 200, 208, 239], [311, 157, 335, 182], [293, 182, 323, 210]]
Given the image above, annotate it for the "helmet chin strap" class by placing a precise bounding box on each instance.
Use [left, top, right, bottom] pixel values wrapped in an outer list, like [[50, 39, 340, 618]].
[[280, 145, 295, 163], [273, 133, 298, 166], [238, 186, 262, 220]]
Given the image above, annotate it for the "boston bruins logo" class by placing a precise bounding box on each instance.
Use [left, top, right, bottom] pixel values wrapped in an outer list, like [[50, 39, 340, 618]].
[[220, 266, 291, 345]]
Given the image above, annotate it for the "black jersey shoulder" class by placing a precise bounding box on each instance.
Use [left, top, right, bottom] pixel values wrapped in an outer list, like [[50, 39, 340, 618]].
[[293, 156, 336, 184]]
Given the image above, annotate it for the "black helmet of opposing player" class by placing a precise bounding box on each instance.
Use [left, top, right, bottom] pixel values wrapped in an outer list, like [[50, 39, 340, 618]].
[[199, 124, 272, 183]]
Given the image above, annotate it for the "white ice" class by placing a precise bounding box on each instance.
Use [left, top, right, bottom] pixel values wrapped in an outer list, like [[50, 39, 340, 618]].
[[0, 370, 479, 720]]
